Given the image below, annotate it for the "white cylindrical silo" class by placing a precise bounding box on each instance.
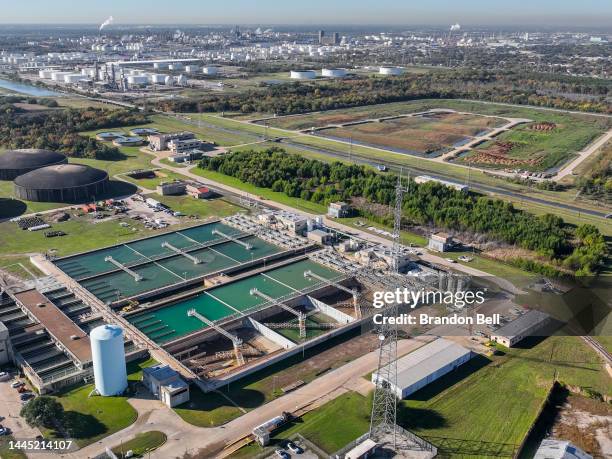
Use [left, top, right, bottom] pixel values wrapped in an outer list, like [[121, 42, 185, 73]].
[[90, 324, 127, 396], [202, 66, 218, 75]]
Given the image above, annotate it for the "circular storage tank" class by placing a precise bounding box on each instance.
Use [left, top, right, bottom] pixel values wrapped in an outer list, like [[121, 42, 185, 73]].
[[90, 324, 128, 397], [202, 66, 218, 76], [379, 66, 404, 76], [0, 149, 67, 181], [322, 68, 347, 78], [290, 70, 316, 80], [14, 164, 109, 203]]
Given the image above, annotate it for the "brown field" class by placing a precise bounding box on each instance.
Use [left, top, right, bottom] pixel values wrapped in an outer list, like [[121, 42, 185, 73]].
[[318, 113, 504, 156]]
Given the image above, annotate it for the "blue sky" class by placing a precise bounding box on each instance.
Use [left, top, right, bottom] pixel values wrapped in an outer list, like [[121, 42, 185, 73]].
[[0, 0, 611, 26]]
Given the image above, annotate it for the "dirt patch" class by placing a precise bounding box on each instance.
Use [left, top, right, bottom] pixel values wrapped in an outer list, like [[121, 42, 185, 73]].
[[552, 395, 612, 458], [464, 141, 543, 168], [529, 122, 557, 132]]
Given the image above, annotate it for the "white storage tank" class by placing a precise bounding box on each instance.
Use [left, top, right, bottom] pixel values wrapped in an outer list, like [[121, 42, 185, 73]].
[[90, 324, 128, 396], [150, 74, 166, 84], [202, 66, 218, 75], [164, 75, 175, 86], [127, 75, 149, 86], [290, 70, 316, 80], [39, 69, 54, 79], [176, 74, 187, 86], [168, 63, 183, 71], [64, 74, 86, 84], [322, 68, 347, 78], [153, 62, 169, 70], [51, 71, 71, 81], [185, 65, 199, 73], [379, 66, 403, 76]]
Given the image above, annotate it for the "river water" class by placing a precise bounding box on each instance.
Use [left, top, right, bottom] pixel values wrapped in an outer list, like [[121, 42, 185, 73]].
[[0, 78, 62, 96]]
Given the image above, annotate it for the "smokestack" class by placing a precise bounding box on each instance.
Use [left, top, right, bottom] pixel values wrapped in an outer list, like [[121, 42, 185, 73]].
[[99, 16, 114, 32]]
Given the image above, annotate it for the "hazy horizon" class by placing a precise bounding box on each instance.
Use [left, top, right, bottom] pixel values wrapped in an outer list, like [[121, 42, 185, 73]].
[[0, 0, 611, 28]]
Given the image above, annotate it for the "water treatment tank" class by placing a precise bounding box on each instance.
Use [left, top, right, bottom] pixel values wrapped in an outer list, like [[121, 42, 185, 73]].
[[90, 324, 127, 396]]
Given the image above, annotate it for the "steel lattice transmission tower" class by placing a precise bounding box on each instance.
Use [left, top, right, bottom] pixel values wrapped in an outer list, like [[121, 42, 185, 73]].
[[369, 172, 409, 449]]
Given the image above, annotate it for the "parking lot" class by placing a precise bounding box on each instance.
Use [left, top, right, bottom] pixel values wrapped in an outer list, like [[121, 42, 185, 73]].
[[0, 371, 42, 445]]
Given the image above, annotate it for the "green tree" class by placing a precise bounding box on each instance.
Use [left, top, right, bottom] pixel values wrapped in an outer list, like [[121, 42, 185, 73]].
[[20, 396, 64, 428]]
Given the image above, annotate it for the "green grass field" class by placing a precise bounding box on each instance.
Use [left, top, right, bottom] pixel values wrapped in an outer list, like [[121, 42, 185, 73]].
[[191, 168, 328, 214], [233, 336, 610, 458], [40, 357, 155, 448], [119, 168, 187, 191], [44, 385, 137, 448], [231, 391, 371, 458], [111, 431, 167, 458], [0, 197, 242, 259]]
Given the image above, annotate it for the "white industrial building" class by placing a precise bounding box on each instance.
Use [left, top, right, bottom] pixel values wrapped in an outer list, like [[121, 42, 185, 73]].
[[142, 364, 190, 408], [372, 338, 472, 399], [534, 439, 592, 459], [491, 310, 550, 347], [428, 232, 454, 252], [415, 175, 468, 192]]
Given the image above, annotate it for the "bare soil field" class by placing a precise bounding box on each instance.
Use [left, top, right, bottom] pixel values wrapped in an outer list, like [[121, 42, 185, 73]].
[[318, 112, 503, 156]]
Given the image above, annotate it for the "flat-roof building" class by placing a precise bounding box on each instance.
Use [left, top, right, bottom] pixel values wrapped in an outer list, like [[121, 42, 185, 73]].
[[534, 439, 592, 459], [148, 132, 195, 151], [491, 310, 550, 347], [156, 181, 186, 196], [142, 364, 190, 408], [372, 338, 472, 399], [168, 138, 209, 154], [428, 232, 453, 252], [327, 201, 351, 218]]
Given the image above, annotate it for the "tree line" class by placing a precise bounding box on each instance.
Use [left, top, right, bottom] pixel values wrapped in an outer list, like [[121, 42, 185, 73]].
[[199, 148, 607, 276], [0, 106, 148, 160], [157, 69, 611, 115]]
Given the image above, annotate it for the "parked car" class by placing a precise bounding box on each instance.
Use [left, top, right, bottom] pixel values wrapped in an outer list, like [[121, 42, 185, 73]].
[[20, 392, 34, 401], [0, 426, 10, 436], [11, 381, 24, 389], [275, 449, 290, 459], [287, 441, 302, 454]]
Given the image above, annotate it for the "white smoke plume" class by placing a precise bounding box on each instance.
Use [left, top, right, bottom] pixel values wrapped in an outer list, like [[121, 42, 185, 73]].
[[100, 16, 114, 31], [450, 23, 461, 32]]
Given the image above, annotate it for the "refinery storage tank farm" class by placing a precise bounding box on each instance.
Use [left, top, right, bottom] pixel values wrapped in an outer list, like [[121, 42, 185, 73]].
[[90, 324, 128, 396]]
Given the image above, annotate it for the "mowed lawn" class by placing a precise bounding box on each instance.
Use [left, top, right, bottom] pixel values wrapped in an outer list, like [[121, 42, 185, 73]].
[[42, 358, 156, 448]]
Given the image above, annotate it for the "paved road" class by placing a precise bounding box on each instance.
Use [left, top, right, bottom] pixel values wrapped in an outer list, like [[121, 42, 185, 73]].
[[553, 129, 612, 181]]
